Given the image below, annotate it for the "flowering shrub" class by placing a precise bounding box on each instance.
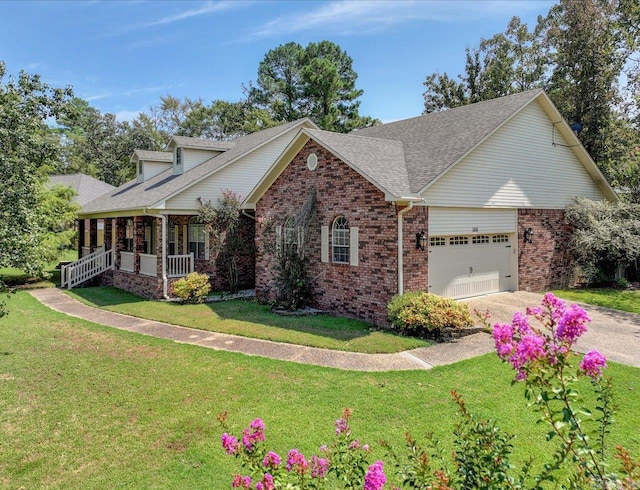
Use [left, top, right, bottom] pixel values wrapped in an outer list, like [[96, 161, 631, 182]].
[[172, 272, 211, 303], [386, 291, 473, 337], [222, 293, 640, 489], [218, 408, 375, 489]]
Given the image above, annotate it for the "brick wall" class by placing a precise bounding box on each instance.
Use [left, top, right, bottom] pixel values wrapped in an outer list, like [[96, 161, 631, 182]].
[[402, 206, 428, 292], [256, 140, 402, 326], [113, 270, 163, 299], [518, 209, 574, 291]]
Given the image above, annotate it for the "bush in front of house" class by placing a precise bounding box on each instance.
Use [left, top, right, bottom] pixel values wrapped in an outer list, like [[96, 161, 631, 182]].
[[172, 272, 211, 303], [387, 291, 473, 337]]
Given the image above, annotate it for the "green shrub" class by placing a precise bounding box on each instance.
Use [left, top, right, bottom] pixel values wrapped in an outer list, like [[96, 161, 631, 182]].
[[172, 272, 211, 303], [387, 291, 472, 337]]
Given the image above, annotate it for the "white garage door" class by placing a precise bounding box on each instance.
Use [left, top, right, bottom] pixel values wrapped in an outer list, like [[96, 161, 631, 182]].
[[428, 234, 515, 298], [427, 208, 517, 299]]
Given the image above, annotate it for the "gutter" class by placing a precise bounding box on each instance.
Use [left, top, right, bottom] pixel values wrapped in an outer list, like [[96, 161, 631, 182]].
[[144, 210, 170, 300], [396, 201, 414, 296]]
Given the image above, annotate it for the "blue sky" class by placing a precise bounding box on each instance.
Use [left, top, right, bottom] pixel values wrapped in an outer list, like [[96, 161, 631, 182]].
[[2, 0, 554, 123]]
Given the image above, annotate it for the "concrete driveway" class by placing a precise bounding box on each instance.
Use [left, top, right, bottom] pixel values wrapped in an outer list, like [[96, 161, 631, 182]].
[[462, 291, 640, 368]]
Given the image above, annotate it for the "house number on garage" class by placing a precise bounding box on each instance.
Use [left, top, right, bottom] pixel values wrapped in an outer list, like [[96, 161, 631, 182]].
[[472, 227, 479, 232]]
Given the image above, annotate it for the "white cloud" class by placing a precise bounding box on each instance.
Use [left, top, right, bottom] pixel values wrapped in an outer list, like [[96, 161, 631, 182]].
[[85, 93, 112, 102], [135, 0, 250, 28], [249, 0, 548, 39]]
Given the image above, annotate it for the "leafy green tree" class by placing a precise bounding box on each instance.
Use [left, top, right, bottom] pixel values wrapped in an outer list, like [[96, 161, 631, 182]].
[[249, 41, 379, 132], [565, 197, 640, 283], [423, 17, 546, 113], [40, 184, 80, 259], [57, 98, 162, 186], [0, 61, 72, 277], [544, 0, 627, 167]]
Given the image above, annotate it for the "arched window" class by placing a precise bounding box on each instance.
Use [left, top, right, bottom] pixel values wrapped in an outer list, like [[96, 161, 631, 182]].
[[284, 217, 297, 253], [123, 219, 134, 252], [332, 216, 349, 263], [188, 217, 207, 259]]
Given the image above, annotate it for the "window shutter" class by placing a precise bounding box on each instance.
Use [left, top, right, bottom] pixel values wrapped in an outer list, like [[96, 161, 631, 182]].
[[204, 230, 210, 260], [350, 227, 359, 266], [321, 225, 329, 263]]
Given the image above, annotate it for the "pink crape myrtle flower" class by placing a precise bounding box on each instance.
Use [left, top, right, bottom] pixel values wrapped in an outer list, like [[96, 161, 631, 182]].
[[580, 350, 607, 378], [555, 303, 590, 343], [222, 433, 239, 455], [231, 474, 252, 488], [364, 460, 387, 490], [335, 417, 350, 436], [242, 418, 265, 450], [493, 323, 515, 359], [542, 292, 567, 320], [311, 455, 330, 478], [255, 474, 275, 490], [262, 451, 281, 469], [286, 448, 309, 474]]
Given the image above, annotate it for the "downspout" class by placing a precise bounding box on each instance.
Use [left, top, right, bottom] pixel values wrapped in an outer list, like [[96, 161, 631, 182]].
[[397, 201, 414, 296], [144, 210, 169, 300]]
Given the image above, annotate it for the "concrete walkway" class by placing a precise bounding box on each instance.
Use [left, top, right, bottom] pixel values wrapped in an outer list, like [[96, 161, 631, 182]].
[[29, 288, 640, 371], [29, 288, 494, 371]]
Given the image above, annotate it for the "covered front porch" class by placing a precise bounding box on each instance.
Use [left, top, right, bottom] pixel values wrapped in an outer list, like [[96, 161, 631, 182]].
[[65, 211, 255, 299]]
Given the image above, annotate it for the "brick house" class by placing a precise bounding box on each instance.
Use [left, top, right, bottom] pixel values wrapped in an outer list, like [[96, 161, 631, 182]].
[[243, 90, 617, 326], [67, 118, 317, 298]]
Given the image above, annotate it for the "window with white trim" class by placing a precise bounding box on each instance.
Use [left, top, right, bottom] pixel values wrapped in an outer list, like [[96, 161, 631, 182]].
[[493, 234, 510, 243], [284, 217, 297, 253], [472, 235, 490, 244], [449, 236, 469, 245], [168, 220, 177, 255], [332, 216, 349, 263], [176, 148, 182, 166], [188, 217, 206, 259], [123, 219, 134, 252], [430, 237, 446, 247]]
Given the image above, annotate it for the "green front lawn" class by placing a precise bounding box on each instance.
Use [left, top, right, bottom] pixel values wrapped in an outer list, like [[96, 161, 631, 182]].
[[553, 288, 640, 315], [67, 286, 429, 354], [2, 291, 639, 488], [0, 248, 77, 289]]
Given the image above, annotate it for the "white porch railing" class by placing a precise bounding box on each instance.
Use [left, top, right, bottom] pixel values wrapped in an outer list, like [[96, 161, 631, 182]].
[[167, 253, 194, 278], [61, 248, 113, 289], [139, 253, 158, 277], [120, 252, 134, 272]]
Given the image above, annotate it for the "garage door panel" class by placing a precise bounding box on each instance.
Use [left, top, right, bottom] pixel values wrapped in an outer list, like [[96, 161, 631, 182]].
[[428, 234, 514, 299]]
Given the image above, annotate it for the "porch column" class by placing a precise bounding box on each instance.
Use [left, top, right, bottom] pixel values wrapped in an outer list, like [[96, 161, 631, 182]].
[[104, 219, 113, 251], [77, 219, 85, 258], [115, 217, 125, 270], [89, 219, 98, 251], [157, 217, 164, 278], [134, 215, 144, 274]]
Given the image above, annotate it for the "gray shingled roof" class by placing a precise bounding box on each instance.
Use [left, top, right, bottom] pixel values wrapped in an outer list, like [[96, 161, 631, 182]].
[[48, 173, 115, 206], [305, 129, 412, 197], [133, 150, 172, 162], [169, 135, 236, 150], [81, 119, 312, 215], [355, 88, 544, 193]]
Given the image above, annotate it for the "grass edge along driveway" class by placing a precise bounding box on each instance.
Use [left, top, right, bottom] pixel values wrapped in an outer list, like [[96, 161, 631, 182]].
[[66, 286, 429, 354]]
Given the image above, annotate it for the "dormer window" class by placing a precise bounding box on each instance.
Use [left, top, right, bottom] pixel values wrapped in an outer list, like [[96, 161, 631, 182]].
[[137, 162, 143, 183], [174, 147, 184, 175]]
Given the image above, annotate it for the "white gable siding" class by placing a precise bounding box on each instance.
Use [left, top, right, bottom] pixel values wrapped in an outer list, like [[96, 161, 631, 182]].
[[422, 101, 606, 208], [143, 161, 172, 182], [429, 208, 516, 235], [166, 132, 294, 210], [183, 149, 222, 173]]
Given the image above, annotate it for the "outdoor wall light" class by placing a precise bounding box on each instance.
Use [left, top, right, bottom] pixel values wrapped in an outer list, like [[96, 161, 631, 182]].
[[524, 227, 534, 244], [416, 230, 427, 251]]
